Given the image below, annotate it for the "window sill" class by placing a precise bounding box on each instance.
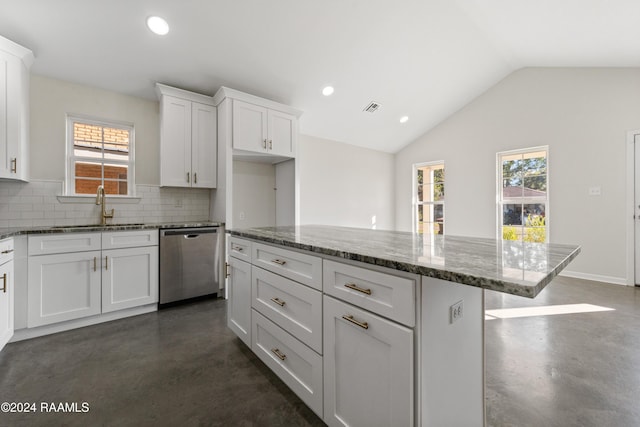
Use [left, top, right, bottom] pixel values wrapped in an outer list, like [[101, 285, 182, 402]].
[[56, 195, 142, 204]]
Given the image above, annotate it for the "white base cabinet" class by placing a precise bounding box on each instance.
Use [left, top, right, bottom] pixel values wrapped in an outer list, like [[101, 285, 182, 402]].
[[102, 246, 159, 313], [227, 255, 252, 347], [0, 238, 15, 351], [323, 295, 414, 427], [27, 230, 159, 329], [28, 250, 102, 327]]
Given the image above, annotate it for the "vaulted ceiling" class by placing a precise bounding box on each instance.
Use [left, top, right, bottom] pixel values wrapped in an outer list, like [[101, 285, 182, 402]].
[[1, 0, 639, 153]]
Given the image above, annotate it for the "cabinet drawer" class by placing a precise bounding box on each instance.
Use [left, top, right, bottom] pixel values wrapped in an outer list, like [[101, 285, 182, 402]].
[[102, 230, 158, 250], [323, 260, 416, 327], [253, 242, 322, 290], [252, 309, 323, 417], [28, 233, 101, 256], [0, 238, 14, 265], [252, 266, 322, 353], [228, 237, 252, 262]]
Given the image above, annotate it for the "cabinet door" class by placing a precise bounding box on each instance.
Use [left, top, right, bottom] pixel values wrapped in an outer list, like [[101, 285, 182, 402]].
[[267, 109, 296, 157], [191, 102, 217, 188], [232, 100, 267, 153], [0, 260, 14, 351], [160, 95, 192, 187], [323, 295, 413, 427], [102, 246, 159, 313], [0, 50, 27, 181], [28, 251, 102, 327], [227, 257, 252, 346]]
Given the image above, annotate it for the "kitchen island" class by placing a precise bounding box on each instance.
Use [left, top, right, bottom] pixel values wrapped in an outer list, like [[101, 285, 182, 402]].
[[227, 225, 580, 427]]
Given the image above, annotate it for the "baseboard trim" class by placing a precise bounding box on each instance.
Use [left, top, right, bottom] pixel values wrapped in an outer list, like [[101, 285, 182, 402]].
[[559, 270, 628, 286], [10, 304, 157, 342]]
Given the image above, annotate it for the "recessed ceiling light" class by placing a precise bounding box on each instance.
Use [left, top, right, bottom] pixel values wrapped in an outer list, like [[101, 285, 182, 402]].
[[322, 86, 334, 96], [147, 16, 169, 35], [400, 116, 409, 124]]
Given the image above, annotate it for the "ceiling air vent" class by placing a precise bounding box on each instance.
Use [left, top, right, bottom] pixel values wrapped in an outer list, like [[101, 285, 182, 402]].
[[363, 101, 381, 113]]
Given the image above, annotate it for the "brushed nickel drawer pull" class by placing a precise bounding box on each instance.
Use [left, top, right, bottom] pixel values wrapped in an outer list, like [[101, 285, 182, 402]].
[[342, 314, 369, 330], [263, 139, 268, 149], [187, 172, 190, 183], [194, 172, 198, 184], [10, 158, 16, 173], [269, 139, 273, 150], [105, 256, 108, 270], [233, 246, 243, 252], [1, 249, 14, 254], [94, 257, 97, 272], [271, 348, 286, 361], [225, 262, 230, 278], [271, 297, 286, 307], [271, 259, 286, 266], [344, 282, 372, 295], [1, 273, 6, 293]]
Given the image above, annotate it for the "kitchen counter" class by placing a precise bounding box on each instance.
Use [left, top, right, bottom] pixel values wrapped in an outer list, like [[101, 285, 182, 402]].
[[0, 221, 224, 240], [228, 225, 580, 298]]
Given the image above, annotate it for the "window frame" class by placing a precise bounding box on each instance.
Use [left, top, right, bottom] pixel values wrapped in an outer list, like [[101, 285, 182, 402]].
[[496, 146, 549, 242], [412, 161, 445, 235], [65, 114, 136, 197]]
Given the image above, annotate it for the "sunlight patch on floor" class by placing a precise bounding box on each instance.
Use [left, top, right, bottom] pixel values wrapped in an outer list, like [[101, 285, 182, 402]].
[[485, 303, 614, 320]]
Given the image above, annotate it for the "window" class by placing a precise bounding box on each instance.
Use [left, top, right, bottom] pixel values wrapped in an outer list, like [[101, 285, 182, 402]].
[[498, 147, 548, 242], [66, 116, 134, 196], [414, 162, 444, 235]]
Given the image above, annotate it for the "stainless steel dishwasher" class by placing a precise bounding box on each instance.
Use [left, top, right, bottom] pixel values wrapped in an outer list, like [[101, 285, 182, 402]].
[[159, 227, 221, 305]]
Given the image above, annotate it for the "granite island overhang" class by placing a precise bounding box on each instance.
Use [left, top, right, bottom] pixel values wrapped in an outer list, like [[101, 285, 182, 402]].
[[225, 225, 580, 427], [228, 225, 581, 298]]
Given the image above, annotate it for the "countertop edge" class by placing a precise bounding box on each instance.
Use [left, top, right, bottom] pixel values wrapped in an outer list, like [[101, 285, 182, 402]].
[[0, 222, 225, 240], [228, 229, 582, 298]]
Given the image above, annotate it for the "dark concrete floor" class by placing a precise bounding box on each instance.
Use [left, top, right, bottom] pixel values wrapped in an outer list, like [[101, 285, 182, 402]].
[[1, 276, 638, 426], [485, 276, 640, 427]]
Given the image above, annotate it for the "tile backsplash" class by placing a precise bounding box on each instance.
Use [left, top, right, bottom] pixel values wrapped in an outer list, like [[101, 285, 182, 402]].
[[0, 180, 211, 228]]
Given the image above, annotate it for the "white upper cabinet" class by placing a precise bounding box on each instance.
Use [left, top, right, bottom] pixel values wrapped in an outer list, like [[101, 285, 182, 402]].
[[232, 100, 296, 157], [0, 36, 33, 181], [157, 84, 217, 188], [214, 87, 301, 160]]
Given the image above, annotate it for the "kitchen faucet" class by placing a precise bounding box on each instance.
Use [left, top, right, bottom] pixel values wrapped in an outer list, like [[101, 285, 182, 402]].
[[95, 185, 114, 225]]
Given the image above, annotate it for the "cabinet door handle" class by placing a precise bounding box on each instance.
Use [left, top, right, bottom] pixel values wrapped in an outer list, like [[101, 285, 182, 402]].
[[263, 139, 267, 149], [271, 259, 286, 266], [1, 249, 14, 254], [232, 246, 243, 252], [271, 348, 286, 361], [10, 158, 16, 173], [1, 273, 6, 293], [186, 172, 190, 183], [105, 256, 108, 270], [344, 282, 372, 295], [194, 173, 197, 184], [225, 262, 230, 278], [342, 314, 369, 330], [94, 257, 97, 272], [270, 297, 286, 307], [269, 139, 273, 150]]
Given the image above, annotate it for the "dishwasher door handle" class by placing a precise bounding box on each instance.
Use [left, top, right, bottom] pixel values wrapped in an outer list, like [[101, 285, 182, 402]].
[[184, 235, 200, 239]]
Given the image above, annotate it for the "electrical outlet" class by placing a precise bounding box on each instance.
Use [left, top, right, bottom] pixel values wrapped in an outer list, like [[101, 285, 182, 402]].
[[450, 300, 463, 324]]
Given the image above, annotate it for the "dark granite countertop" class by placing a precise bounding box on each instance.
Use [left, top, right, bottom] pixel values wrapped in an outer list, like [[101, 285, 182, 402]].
[[0, 222, 224, 240], [228, 225, 581, 298]]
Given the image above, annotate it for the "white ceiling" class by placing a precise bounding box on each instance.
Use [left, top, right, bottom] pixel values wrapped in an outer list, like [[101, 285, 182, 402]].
[[1, 0, 639, 153]]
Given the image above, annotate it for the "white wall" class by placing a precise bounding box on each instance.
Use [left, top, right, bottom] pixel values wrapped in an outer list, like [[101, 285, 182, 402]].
[[30, 75, 160, 185], [298, 134, 395, 230], [232, 160, 276, 228], [395, 68, 640, 283]]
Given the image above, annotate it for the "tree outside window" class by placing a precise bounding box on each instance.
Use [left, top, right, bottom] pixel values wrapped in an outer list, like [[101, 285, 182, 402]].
[[415, 162, 444, 235], [498, 148, 548, 243]]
